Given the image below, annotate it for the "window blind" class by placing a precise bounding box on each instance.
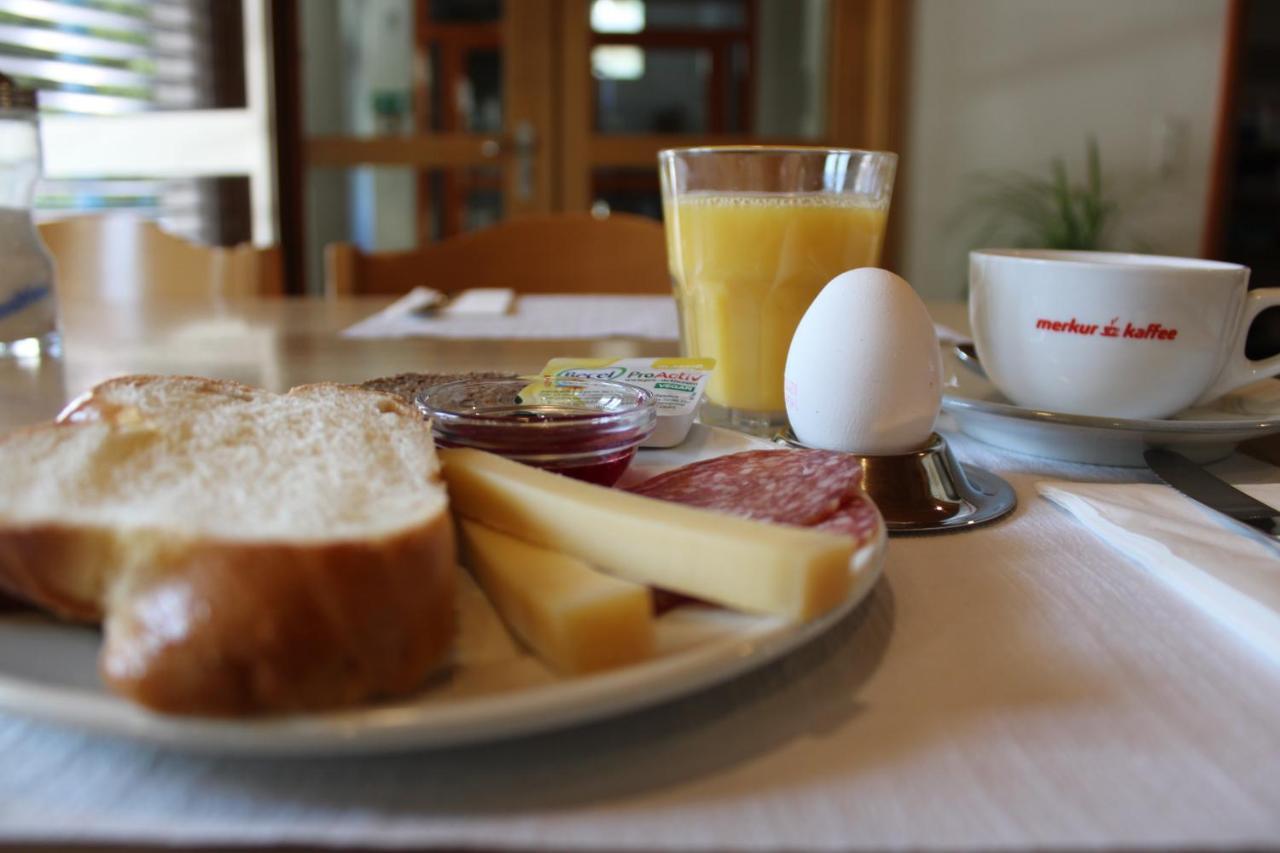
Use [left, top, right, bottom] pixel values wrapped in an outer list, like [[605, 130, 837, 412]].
[[0, 0, 221, 240]]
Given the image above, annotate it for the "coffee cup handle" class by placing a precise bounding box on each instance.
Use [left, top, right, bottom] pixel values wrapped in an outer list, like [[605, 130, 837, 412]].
[[1198, 286, 1280, 403]]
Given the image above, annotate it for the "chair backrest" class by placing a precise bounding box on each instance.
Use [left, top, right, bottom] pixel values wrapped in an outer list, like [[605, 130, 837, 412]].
[[324, 212, 670, 297], [38, 215, 283, 301]]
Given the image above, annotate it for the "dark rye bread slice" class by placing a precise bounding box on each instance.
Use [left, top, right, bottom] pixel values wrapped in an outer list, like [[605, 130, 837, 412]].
[[361, 372, 518, 408]]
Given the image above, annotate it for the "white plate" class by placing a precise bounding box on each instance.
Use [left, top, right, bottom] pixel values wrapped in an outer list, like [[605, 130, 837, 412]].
[[941, 345, 1280, 466], [0, 425, 885, 756]]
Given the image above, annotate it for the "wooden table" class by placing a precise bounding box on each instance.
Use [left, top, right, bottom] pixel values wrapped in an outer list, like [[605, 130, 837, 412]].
[[1, 296, 1278, 851], [0, 296, 677, 432]]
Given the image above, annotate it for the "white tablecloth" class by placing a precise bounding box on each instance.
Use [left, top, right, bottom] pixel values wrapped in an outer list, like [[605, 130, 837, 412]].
[[2, 427, 1278, 849]]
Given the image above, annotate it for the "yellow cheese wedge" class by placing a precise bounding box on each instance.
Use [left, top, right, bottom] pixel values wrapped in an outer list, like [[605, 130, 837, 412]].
[[457, 519, 654, 674], [440, 449, 855, 621]]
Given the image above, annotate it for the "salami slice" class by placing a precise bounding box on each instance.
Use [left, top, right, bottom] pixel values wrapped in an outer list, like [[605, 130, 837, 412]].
[[813, 492, 881, 542], [627, 449, 866, 528], [631, 449, 880, 614]]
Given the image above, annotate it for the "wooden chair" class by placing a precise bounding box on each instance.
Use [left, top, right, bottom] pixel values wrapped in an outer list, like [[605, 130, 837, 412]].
[[324, 212, 670, 297], [38, 215, 283, 301]]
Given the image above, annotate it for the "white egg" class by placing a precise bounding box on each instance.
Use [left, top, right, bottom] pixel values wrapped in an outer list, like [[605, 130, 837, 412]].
[[784, 268, 941, 454]]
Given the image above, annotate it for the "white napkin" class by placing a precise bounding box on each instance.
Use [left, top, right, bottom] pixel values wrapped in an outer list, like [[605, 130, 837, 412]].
[[1038, 480, 1280, 669], [342, 292, 678, 340], [345, 286, 514, 318], [372, 285, 448, 315], [439, 288, 515, 316]]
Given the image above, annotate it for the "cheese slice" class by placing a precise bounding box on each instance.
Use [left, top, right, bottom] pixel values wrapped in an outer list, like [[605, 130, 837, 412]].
[[457, 519, 654, 674], [440, 449, 855, 620]]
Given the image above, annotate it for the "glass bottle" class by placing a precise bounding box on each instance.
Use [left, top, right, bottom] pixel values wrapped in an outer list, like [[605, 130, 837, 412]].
[[0, 72, 58, 358]]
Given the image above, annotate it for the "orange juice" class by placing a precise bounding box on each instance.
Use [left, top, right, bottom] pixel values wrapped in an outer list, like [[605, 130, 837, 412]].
[[667, 192, 888, 414]]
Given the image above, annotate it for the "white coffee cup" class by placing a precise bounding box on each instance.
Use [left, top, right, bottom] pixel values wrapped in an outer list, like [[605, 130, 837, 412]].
[[968, 249, 1280, 420]]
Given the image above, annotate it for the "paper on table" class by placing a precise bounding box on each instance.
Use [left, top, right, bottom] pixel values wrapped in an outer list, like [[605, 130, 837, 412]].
[[442, 288, 515, 316], [1038, 479, 1280, 669], [341, 290, 678, 340], [345, 289, 966, 346]]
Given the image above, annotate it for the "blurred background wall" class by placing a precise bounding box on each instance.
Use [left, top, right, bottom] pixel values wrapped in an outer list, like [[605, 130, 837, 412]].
[[901, 0, 1228, 298], [7, 0, 1271, 299]]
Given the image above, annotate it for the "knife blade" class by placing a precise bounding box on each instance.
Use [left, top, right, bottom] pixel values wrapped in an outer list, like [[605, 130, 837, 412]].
[[1143, 448, 1280, 547]]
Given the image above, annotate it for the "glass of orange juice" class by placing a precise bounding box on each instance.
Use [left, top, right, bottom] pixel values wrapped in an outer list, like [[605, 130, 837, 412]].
[[658, 146, 897, 435]]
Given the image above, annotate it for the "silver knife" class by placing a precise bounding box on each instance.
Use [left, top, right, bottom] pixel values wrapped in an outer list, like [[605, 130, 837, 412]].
[[1143, 448, 1280, 550]]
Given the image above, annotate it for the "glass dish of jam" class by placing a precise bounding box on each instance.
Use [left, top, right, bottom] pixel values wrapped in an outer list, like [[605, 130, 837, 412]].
[[416, 376, 656, 486]]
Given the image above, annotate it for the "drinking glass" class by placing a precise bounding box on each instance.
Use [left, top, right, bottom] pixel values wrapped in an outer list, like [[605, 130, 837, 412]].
[[658, 146, 896, 435]]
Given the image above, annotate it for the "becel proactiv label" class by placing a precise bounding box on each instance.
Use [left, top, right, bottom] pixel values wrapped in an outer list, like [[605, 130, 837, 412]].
[[539, 357, 715, 448]]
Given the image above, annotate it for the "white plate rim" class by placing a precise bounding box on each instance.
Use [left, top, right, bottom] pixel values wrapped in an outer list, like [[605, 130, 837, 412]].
[[0, 538, 884, 755], [0, 442, 886, 756]]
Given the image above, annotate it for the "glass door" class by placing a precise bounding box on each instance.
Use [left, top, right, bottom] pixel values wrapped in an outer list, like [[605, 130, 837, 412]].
[[294, 0, 907, 291], [299, 0, 556, 292], [555, 0, 907, 257]]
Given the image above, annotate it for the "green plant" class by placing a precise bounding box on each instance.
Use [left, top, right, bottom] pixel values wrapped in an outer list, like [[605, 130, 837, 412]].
[[965, 136, 1118, 250]]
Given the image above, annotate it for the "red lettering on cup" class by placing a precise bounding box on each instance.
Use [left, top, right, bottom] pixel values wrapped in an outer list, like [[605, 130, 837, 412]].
[[1034, 317, 1178, 342]]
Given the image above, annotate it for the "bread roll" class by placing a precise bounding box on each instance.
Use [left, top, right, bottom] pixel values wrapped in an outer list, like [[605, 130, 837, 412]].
[[0, 376, 455, 716]]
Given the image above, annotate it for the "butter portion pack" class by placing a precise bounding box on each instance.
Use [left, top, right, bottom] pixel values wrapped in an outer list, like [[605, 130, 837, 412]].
[[539, 357, 714, 447]]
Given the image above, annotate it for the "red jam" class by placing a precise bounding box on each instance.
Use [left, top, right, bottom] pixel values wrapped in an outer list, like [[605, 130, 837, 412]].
[[417, 377, 656, 487]]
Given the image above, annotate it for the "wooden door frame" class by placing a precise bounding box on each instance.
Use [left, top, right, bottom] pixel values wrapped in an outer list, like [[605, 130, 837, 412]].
[[270, 0, 304, 295], [826, 0, 912, 270], [826, 0, 910, 154], [1202, 0, 1244, 260], [557, 0, 593, 212], [276, 0, 558, 293], [502, 0, 559, 217]]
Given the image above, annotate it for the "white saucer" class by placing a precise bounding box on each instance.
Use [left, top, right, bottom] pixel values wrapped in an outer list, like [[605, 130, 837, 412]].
[[940, 346, 1280, 466]]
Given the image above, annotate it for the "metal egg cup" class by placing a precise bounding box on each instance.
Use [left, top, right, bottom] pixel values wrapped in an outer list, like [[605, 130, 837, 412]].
[[774, 430, 1016, 534]]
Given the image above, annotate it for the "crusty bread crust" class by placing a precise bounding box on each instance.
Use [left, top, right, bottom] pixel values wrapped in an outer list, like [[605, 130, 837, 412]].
[[0, 375, 456, 716], [104, 516, 456, 715], [0, 515, 455, 715], [0, 524, 119, 622]]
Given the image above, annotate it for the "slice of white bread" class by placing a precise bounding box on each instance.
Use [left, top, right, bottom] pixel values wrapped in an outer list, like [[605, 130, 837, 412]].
[[0, 375, 455, 716]]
